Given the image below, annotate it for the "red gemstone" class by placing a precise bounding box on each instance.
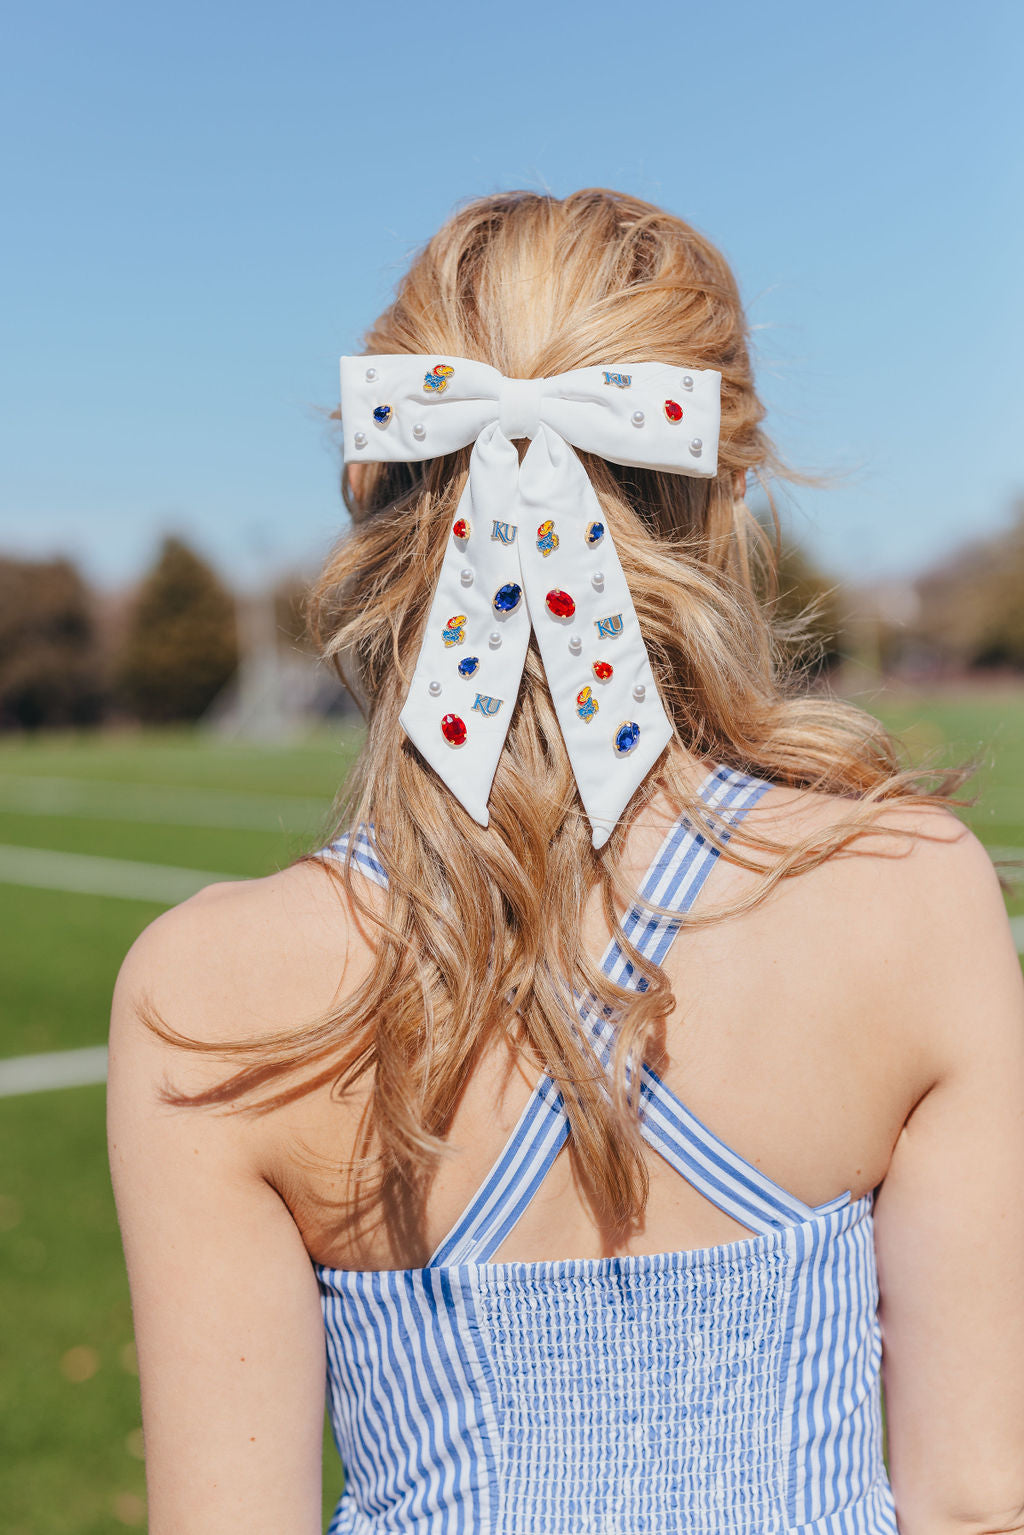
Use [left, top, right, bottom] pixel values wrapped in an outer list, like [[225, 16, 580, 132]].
[[452, 518, 469, 540], [664, 399, 683, 423], [440, 713, 467, 746], [545, 589, 575, 618], [592, 660, 614, 681]]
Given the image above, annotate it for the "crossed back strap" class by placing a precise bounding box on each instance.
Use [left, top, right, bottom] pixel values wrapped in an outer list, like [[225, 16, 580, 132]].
[[321, 763, 851, 1268]]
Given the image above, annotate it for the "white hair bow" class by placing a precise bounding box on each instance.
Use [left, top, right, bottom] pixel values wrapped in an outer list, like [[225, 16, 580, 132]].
[[341, 355, 722, 849]]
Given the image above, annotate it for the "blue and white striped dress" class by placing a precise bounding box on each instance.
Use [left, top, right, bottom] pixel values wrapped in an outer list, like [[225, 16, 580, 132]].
[[315, 764, 899, 1534]]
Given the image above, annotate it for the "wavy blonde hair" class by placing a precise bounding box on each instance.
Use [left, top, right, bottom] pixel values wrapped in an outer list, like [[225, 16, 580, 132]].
[[154, 189, 981, 1245]]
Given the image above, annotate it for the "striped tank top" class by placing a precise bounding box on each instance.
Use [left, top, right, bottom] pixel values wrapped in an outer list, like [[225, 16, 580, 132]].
[[315, 764, 899, 1533]]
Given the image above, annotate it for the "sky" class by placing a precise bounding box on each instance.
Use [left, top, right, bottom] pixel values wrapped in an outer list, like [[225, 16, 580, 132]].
[[1, 0, 1020, 594]]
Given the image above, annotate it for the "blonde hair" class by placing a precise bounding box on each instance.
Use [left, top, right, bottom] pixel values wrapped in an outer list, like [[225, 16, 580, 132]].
[[153, 189, 979, 1249]]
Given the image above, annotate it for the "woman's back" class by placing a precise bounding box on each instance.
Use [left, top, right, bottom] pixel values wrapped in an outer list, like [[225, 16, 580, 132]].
[[174, 761, 944, 1274]]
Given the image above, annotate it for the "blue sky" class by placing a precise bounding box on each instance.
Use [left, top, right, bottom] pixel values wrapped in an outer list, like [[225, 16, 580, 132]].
[[1, 0, 1020, 593]]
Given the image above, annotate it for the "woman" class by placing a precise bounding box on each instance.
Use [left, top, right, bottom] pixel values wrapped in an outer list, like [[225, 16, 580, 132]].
[[108, 189, 1024, 1534]]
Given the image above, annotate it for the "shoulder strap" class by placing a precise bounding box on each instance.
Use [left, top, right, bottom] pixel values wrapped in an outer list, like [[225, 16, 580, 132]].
[[577, 768, 825, 1230], [428, 763, 807, 1266], [319, 824, 387, 887]]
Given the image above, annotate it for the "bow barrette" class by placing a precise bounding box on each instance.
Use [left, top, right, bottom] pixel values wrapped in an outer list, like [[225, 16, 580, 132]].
[[340, 355, 722, 849]]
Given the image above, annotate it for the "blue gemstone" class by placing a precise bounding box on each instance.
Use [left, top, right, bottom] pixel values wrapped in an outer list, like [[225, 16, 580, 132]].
[[372, 404, 392, 424], [614, 721, 640, 755], [458, 656, 479, 678], [493, 583, 522, 614], [586, 521, 604, 545]]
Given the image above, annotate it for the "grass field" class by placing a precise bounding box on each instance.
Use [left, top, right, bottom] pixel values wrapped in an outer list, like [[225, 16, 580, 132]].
[[1, 695, 1021, 1533], [0, 728, 361, 1534]]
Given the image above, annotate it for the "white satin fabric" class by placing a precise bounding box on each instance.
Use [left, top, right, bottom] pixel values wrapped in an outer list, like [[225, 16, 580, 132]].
[[340, 355, 722, 848]]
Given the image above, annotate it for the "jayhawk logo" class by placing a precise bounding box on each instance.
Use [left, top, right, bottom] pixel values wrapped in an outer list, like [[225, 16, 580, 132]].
[[423, 363, 455, 393], [536, 519, 559, 558], [442, 614, 467, 647], [576, 686, 598, 723]]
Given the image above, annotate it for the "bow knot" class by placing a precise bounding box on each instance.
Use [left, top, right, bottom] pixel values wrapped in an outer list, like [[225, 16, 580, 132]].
[[498, 376, 544, 441], [341, 354, 722, 847]]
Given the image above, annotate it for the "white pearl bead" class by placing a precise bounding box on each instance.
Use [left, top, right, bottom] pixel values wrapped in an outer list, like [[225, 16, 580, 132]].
[[591, 572, 605, 591], [412, 423, 426, 441], [365, 367, 378, 382], [689, 437, 703, 454], [489, 631, 502, 649], [682, 375, 694, 389], [428, 680, 442, 697], [631, 410, 645, 428], [460, 568, 474, 587], [568, 634, 583, 656], [632, 683, 646, 702], [353, 431, 368, 449]]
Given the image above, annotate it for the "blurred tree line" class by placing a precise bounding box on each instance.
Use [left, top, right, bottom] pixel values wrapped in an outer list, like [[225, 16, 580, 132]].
[[756, 497, 1024, 685], [0, 502, 1021, 732], [0, 557, 105, 729], [0, 538, 241, 730], [908, 497, 1024, 672]]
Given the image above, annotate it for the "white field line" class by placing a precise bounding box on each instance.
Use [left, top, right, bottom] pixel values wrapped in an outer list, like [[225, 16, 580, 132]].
[[0, 844, 236, 904], [0, 775, 331, 834], [988, 847, 1024, 866], [0, 1045, 108, 1097]]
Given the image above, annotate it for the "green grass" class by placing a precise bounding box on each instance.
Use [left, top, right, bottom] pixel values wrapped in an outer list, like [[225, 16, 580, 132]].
[[0, 1087, 146, 1535], [0, 808, 310, 878], [0, 726, 362, 1530], [861, 687, 1024, 919], [0, 725, 364, 795], [868, 688, 1024, 849], [0, 697, 1021, 1532], [0, 1085, 344, 1533], [0, 888, 166, 1057], [0, 727, 366, 1062]]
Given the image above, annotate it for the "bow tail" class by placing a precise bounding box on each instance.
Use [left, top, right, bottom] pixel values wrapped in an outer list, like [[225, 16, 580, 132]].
[[398, 426, 532, 827], [398, 425, 673, 847], [517, 429, 674, 849]]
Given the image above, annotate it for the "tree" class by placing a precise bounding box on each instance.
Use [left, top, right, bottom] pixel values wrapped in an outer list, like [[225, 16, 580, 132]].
[[0, 556, 104, 729], [773, 537, 845, 675], [970, 503, 1024, 670], [912, 499, 1024, 673], [273, 574, 316, 655], [750, 514, 845, 679], [116, 537, 239, 722]]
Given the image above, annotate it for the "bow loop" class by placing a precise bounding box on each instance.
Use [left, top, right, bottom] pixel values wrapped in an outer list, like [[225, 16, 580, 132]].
[[340, 354, 723, 848]]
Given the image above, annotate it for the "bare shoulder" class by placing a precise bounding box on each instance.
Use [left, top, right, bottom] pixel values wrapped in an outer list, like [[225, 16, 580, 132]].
[[109, 853, 372, 1086], [749, 777, 995, 892], [746, 779, 1018, 1030]]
